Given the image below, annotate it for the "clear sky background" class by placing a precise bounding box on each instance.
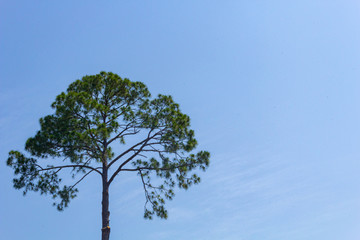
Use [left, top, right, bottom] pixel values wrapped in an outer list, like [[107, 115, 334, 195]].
[[1, 1, 360, 240]]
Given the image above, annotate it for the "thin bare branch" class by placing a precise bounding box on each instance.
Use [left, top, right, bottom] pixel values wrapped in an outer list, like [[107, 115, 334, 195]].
[[38, 164, 103, 176], [120, 162, 192, 172], [69, 169, 97, 190]]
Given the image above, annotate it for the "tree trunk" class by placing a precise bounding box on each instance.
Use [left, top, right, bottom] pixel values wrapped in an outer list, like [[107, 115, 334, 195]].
[[102, 169, 110, 240]]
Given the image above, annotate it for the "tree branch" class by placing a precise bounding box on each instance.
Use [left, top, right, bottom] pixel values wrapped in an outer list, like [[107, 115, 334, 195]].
[[69, 169, 97, 190], [38, 164, 103, 176], [107, 123, 140, 146], [139, 169, 153, 209], [120, 162, 192, 172], [107, 127, 162, 169], [108, 130, 160, 185]]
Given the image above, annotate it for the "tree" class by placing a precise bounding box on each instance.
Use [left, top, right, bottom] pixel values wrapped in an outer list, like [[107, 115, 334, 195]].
[[7, 72, 210, 240]]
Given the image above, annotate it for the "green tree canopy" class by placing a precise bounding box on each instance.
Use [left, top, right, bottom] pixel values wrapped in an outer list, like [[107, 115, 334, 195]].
[[7, 72, 210, 240]]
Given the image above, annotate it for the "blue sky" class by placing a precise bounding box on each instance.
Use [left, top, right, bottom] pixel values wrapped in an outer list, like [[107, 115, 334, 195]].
[[1, 1, 360, 239]]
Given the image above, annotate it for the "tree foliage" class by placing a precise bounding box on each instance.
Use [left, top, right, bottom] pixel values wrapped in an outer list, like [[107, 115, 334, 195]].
[[7, 72, 210, 219]]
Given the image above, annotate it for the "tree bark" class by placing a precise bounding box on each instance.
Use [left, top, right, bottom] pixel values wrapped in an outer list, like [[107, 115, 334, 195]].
[[101, 167, 110, 240]]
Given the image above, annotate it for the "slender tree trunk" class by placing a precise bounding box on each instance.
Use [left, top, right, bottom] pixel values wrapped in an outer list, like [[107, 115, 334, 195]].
[[101, 167, 110, 240]]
